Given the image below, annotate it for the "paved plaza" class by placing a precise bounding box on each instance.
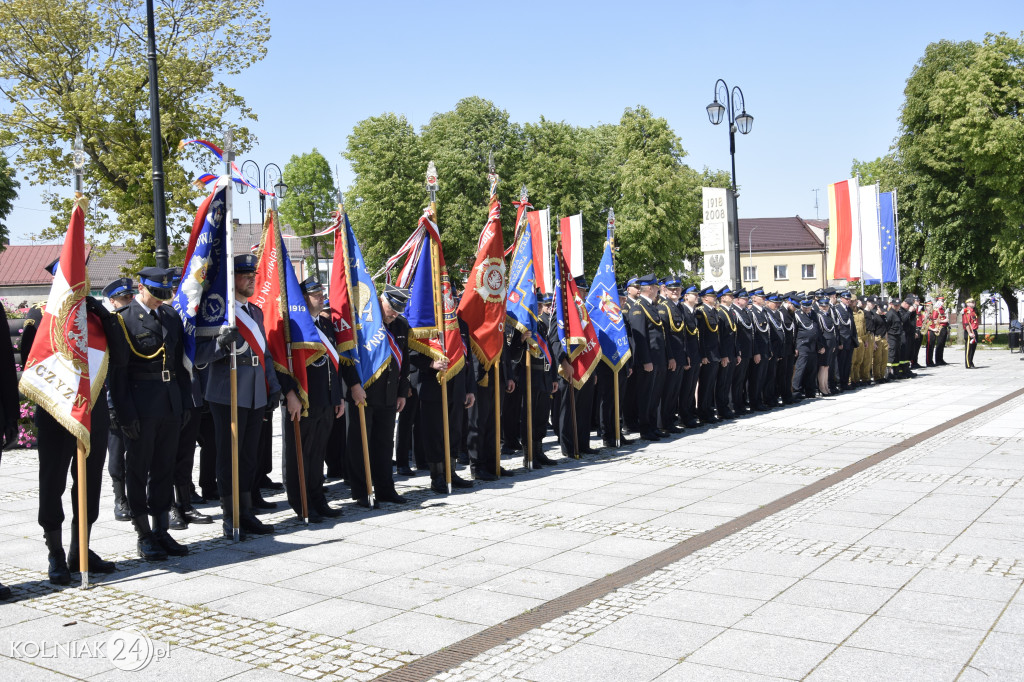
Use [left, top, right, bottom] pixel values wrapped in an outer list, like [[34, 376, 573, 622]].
[[1, 348, 1023, 681]]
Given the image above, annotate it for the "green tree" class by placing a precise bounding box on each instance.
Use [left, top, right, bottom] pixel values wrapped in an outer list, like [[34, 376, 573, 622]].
[[0, 0, 269, 269], [343, 113, 426, 273], [613, 105, 707, 278], [896, 33, 1024, 316], [0, 154, 19, 250], [419, 97, 524, 277], [278, 148, 337, 272]]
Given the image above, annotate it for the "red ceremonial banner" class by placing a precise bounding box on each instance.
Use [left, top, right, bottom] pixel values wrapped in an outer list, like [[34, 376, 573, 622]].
[[457, 194, 506, 369]]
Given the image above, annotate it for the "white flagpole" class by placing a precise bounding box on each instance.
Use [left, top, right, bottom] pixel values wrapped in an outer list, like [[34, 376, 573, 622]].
[[223, 129, 241, 541]]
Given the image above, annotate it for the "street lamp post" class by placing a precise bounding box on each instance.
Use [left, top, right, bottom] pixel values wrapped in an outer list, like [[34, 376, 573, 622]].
[[706, 79, 754, 289], [237, 160, 285, 229]]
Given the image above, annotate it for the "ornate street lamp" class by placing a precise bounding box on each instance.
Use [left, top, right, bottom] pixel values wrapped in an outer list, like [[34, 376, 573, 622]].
[[706, 79, 753, 288], [237, 160, 284, 228]]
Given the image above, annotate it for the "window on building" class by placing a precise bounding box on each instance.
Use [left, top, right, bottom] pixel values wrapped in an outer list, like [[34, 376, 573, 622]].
[[743, 266, 757, 282], [774, 265, 788, 280], [802, 263, 816, 279]]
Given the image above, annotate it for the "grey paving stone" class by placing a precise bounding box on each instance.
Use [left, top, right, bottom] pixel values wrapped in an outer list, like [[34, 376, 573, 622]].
[[681, 569, 799, 601], [776, 579, 897, 614], [147, 573, 255, 606], [858, 528, 957, 552], [807, 559, 918, 589], [530, 550, 636, 579], [687, 629, 835, 679], [719, 550, 829, 578], [344, 576, 462, 610], [272, 565, 391, 598], [572, 535, 674, 559], [584, 613, 721, 657], [340, 548, 444, 576], [478, 567, 593, 600], [204, 584, 326, 620], [877, 589, 1007, 630], [415, 587, 543, 626], [459, 542, 565, 568], [274, 596, 400, 636], [637, 589, 764, 627], [844, 615, 985, 663], [905, 568, 1022, 601], [348, 612, 480, 655], [734, 601, 869, 644], [0, 603, 49, 628], [994, 602, 1024, 634], [3, 657, 81, 682], [94, 643, 253, 681], [969, 631, 1024, 673], [655, 661, 791, 681], [804, 645, 962, 681], [520, 642, 676, 682]]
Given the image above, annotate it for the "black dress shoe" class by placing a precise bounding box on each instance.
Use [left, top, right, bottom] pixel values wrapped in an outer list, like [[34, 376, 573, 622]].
[[451, 472, 474, 488], [68, 549, 116, 574], [579, 447, 600, 455], [0, 582, 11, 600], [471, 467, 499, 481], [396, 466, 414, 477], [300, 509, 324, 523], [251, 492, 277, 510], [524, 456, 544, 469], [314, 500, 343, 517], [535, 452, 557, 465], [640, 431, 661, 441], [353, 497, 379, 508], [259, 478, 285, 491], [376, 491, 408, 504], [169, 506, 188, 530]]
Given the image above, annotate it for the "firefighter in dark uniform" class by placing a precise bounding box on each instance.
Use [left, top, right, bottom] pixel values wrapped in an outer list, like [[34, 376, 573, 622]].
[[832, 290, 858, 391], [525, 294, 559, 462], [0, 300, 18, 597], [778, 293, 799, 404], [281, 278, 345, 521], [763, 293, 785, 407], [108, 267, 193, 560], [620, 278, 641, 434], [792, 294, 822, 399], [677, 285, 701, 427], [625, 274, 666, 440], [100, 278, 135, 523], [196, 254, 296, 539], [29, 260, 120, 582], [468, 321, 518, 480], [715, 286, 739, 419], [657, 279, 686, 433], [551, 278, 600, 455], [817, 295, 839, 394], [731, 290, 753, 414], [747, 288, 772, 411], [695, 285, 721, 423]]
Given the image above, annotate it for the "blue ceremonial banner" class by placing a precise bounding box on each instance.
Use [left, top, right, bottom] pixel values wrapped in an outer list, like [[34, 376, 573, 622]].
[[585, 240, 631, 371], [339, 214, 392, 388], [879, 191, 898, 284], [553, 245, 570, 354], [506, 214, 540, 347], [173, 182, 229, 372]]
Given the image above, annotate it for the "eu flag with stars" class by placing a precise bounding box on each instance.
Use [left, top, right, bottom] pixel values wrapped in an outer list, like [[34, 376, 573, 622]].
[[879, 191, 898, 283]]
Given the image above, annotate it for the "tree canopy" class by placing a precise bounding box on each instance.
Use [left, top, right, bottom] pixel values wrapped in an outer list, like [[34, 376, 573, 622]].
[[344, 97, 727, 281], [0, 154, 19, 250], [0, 0, 269, 269]]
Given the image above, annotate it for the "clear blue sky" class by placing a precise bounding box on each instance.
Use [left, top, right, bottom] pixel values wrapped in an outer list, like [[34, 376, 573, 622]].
[[7, 0, 1024, 243]]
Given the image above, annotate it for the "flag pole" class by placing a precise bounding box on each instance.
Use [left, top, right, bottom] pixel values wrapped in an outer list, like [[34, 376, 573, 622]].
[[556, 227, 580, 460], [892, 188, 902, 300], [525, 350, 533, 468], [72, 132, 89, 588], [487, 154, 502, 478], [223, 130, 241, 542], [272, 202, 310, 524], [608, 208, 621, 449], [341, 204, 376, 509], [426, 162, 452, 493]]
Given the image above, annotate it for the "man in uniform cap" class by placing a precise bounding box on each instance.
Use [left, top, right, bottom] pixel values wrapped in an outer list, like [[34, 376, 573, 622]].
[[715, 286, 739, 418], [792, 293, 822, 398], [695, 285, 722, 422], [656, 278, 686, 434], [279, 278, 345, 521], [746, 288, 772, 410], [626, 273, 666, 440], [777, 292, 798, 404], [730, 289, 753, 414], [108, 266, 193, 560], [832, 290, 858, 391], [196, 254, 296, 538], [621, 277, 641, 434], [101, 278, 135, 522]]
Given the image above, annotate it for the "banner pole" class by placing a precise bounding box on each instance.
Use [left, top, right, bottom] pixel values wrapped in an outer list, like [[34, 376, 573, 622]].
[[426, 162, 451, 494], [358, 403, 375, 506], [76, 440, 89, 588], [613, 368, 621, 448], [494, 362, 501, 477], [525, 351, 533, 468], [569, 378, 579, 459], [224, 130, 240, 541]]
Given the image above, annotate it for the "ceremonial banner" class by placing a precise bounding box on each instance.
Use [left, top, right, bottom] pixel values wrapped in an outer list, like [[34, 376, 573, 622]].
[[506, 210, 541, 350], [586, 240, 631, 371], [553, 247, 601, 388], [253, 210, 327, 409], [328, 211, 356, 356], [879, 191, 899, 284], [826, 178, 862, 281], [458, 194, 507, 369], [338, 212, 393, 388], [19, 198, 107, 454], [529, 209, 552, 294], [559, 213, 584, 278], [859, 183, 883, 285], [173, 180, 230, 372], [395, 214, 465, 380]]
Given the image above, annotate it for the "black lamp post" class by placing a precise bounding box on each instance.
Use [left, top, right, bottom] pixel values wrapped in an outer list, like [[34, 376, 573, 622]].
[[706, 79, 753, 289], [237, 160, 285, 228]]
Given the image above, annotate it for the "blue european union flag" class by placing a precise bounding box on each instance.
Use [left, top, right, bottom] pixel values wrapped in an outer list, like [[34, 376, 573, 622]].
[[879, 191, 898, 284], [585, 241, 631, 371]]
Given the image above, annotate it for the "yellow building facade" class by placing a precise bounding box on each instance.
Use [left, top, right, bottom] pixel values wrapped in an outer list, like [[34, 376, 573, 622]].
[[737, 217, 827, 292]]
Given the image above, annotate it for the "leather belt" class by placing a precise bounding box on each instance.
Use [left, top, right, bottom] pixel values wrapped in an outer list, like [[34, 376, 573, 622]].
[[236, 355, 260, 367], [130, 370, 175, 382]]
